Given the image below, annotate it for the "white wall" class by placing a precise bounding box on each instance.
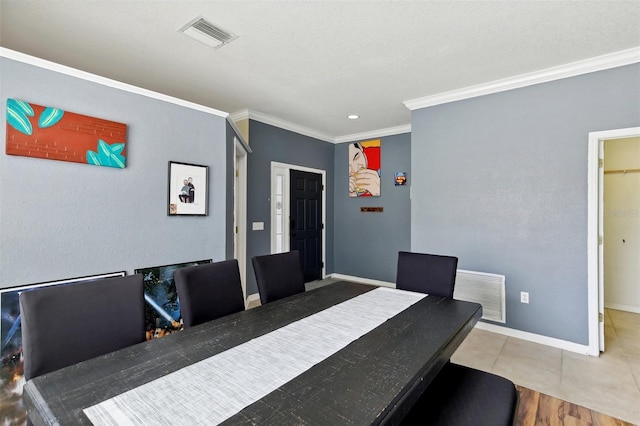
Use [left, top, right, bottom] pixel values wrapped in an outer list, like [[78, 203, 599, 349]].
[[604, 137, 640, 312]]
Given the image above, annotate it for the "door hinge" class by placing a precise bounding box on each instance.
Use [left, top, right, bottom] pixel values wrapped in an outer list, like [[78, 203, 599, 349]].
[[321, 184, 324, 191], [235, 169, 239, 177], [321, 262, 324, 267], [322, 223, 325, 229], [598, 235, 603, 245], [235, 226, 238, 234], [599, 158, 604, 168], [598, 312, 603, 323]]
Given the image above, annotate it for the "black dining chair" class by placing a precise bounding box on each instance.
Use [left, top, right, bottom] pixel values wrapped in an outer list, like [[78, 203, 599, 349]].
[[174, 259, 245, 328], [396, 251, 458, 298], [252, 250, 305, 305], [401, 362, 519, 426], [19, 274, 145, 382]]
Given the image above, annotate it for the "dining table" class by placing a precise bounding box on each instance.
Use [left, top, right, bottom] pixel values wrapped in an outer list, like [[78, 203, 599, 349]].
[[23, 280, 482, 426]]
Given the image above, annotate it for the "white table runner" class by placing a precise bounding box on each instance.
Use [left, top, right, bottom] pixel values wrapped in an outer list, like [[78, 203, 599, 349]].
[[84, 287, 425, 426]]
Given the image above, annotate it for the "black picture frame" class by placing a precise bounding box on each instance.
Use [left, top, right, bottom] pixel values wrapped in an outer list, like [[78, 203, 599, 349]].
[[167, 161, 209, 216]]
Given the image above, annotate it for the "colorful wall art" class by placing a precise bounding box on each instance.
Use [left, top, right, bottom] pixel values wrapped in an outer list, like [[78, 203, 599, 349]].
[[349, 139, 381, 197], [0, 271, 126, 426], [394, 171, 407, 186], [5, 98, 127, 168], [135, 259, 212, 340]]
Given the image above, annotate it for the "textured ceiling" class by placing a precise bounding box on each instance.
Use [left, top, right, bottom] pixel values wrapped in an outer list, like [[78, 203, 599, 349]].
[[1, 1, 639, 141]]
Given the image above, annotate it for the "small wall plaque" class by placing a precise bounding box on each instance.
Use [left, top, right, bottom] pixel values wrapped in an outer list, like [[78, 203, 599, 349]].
[[361, 207, 383, 212]]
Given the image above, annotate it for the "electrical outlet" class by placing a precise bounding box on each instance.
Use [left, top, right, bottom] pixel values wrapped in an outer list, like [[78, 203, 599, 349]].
[[520, 291, 529, 304]]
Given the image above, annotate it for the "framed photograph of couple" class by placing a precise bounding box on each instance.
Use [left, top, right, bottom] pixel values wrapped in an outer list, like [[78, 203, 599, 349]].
[[167, 161, 208, 216]]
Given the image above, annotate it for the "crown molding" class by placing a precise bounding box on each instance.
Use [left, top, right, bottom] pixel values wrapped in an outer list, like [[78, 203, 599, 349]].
[[0, 47, 228, 118], [404, 47, 640, 111], [334, 124, 411, 144], [230, 109, 411, 143], [232, 109, 335, 143]]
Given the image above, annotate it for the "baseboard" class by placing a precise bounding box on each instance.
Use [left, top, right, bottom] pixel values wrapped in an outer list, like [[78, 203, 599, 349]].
[[474, 322, 593, 356], [604, 303, 640, 314], [328, 273, 395, 288], [246, 293, 260, 304], [329, 273, 596, 356]]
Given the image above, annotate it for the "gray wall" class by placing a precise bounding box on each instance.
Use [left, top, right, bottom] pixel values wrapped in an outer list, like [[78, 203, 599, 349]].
[[333, 133, 412, 282], [410, 64, 640, 345], [246, 120, 335, 295], [0, 57, 228, 288]]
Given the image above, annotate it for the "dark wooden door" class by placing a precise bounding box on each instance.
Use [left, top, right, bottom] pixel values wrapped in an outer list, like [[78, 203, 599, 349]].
[[290, 169, 323, 282]]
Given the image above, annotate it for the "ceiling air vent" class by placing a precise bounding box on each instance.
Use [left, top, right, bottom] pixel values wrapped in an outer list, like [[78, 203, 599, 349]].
[[179, 17, 237, 49]]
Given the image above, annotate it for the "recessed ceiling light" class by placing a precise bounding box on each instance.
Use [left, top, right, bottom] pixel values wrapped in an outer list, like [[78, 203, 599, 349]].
[[348, 115, 359, 120]]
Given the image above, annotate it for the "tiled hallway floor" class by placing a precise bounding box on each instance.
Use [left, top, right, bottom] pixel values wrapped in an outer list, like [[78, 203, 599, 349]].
[[451, 309, 640, 425]]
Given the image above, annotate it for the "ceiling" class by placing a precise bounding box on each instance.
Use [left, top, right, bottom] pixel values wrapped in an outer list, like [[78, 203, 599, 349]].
[[1, 1, 639, 142]]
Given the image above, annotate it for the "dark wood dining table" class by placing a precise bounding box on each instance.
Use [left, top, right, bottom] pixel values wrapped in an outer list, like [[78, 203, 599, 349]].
[[23, 281, 481, 425]]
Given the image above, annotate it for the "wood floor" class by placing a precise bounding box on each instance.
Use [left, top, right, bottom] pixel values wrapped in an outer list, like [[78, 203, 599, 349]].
[[516, 386, 635, 426]]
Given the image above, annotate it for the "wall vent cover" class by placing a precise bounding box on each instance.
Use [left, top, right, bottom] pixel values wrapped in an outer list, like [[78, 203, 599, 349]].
[[179, 17, 237, 49]]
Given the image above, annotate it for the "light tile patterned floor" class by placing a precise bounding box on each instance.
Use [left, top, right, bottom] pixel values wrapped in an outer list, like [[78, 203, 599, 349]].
[[452, 308, 640, 425]]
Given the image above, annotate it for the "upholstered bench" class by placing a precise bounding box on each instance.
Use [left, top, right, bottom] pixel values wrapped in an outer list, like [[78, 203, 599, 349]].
[[401, 362, 519, 426]]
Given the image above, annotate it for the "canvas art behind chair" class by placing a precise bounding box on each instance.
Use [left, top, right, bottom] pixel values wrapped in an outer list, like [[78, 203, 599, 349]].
[[5, 98, 127, 168], [135, 259, 211, 340], [0, 272, 125, 426]]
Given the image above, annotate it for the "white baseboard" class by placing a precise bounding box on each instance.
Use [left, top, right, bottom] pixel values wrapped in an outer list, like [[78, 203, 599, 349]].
[[605, 302, 640, 314], [329, 273, 395, 288], [246, 293, 260, 305], [330, 273, 596, 356], [474, 322, 594, 356]]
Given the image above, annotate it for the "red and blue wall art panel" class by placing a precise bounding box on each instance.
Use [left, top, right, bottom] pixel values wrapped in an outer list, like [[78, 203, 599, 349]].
[[5, 99, 127, 168]]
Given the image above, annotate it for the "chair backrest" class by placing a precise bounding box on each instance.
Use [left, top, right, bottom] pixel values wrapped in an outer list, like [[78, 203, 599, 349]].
[[252, 250, 305, 305], [19, 274, 145, 381], [174, 259, 245, 328], [396, 251, 458, 298]]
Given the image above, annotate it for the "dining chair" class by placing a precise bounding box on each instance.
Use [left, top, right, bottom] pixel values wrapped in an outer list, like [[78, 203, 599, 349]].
[[401, 362, 519, 426], [396, 251, 458, 298], [174, 259, 245, 328], [19, 274, 145, 382], [252, 250, 305, 305]]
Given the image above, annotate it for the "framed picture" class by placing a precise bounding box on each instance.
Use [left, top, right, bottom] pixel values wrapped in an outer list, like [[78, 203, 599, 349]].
[[0, 271, 125, 426], [167, 161, 208, 216], [135, 259, 211, 340], [349, 139, 381, 197]]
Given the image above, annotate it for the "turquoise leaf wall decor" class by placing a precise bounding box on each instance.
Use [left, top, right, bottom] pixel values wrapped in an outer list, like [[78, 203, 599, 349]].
[[86, 139, 126, 168], [38, 107, 64, 128], [6, 99, 34, 135]]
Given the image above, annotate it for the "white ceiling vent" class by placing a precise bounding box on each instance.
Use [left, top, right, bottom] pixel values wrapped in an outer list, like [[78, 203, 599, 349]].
[[179, 17, 237, 49]]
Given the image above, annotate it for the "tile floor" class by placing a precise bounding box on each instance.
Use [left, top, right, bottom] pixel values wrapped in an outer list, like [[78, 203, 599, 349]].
[[451, 308, 640, 425]]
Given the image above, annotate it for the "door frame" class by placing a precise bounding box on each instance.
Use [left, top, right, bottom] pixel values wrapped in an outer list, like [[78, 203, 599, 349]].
[[234, 137, 248, 304], [270, 161, 326, 279], [587, 126, 640, 355]]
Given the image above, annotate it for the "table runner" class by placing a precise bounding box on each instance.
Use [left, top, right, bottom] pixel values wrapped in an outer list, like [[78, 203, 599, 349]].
[[84, 287, 425, 425]]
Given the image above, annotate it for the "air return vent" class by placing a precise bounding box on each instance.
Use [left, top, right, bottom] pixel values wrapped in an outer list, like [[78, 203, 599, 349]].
[[179, 17, 237, 49], [454, 269, 506, 323]]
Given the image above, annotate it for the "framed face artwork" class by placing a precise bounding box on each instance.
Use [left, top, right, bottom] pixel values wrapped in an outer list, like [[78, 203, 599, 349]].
[[167, 161, 208, 216], [349, 139, 381, 197]]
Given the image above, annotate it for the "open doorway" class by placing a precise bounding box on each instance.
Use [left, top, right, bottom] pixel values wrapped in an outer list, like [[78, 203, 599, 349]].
[[587, 127, 640, 355], [234, 137, 248, 304]]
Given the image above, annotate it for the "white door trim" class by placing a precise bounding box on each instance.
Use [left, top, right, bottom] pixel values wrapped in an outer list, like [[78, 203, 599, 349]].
[[270, 161, 326, 279], [587, 126, 640, 356], [234, 138, 249, 304]]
